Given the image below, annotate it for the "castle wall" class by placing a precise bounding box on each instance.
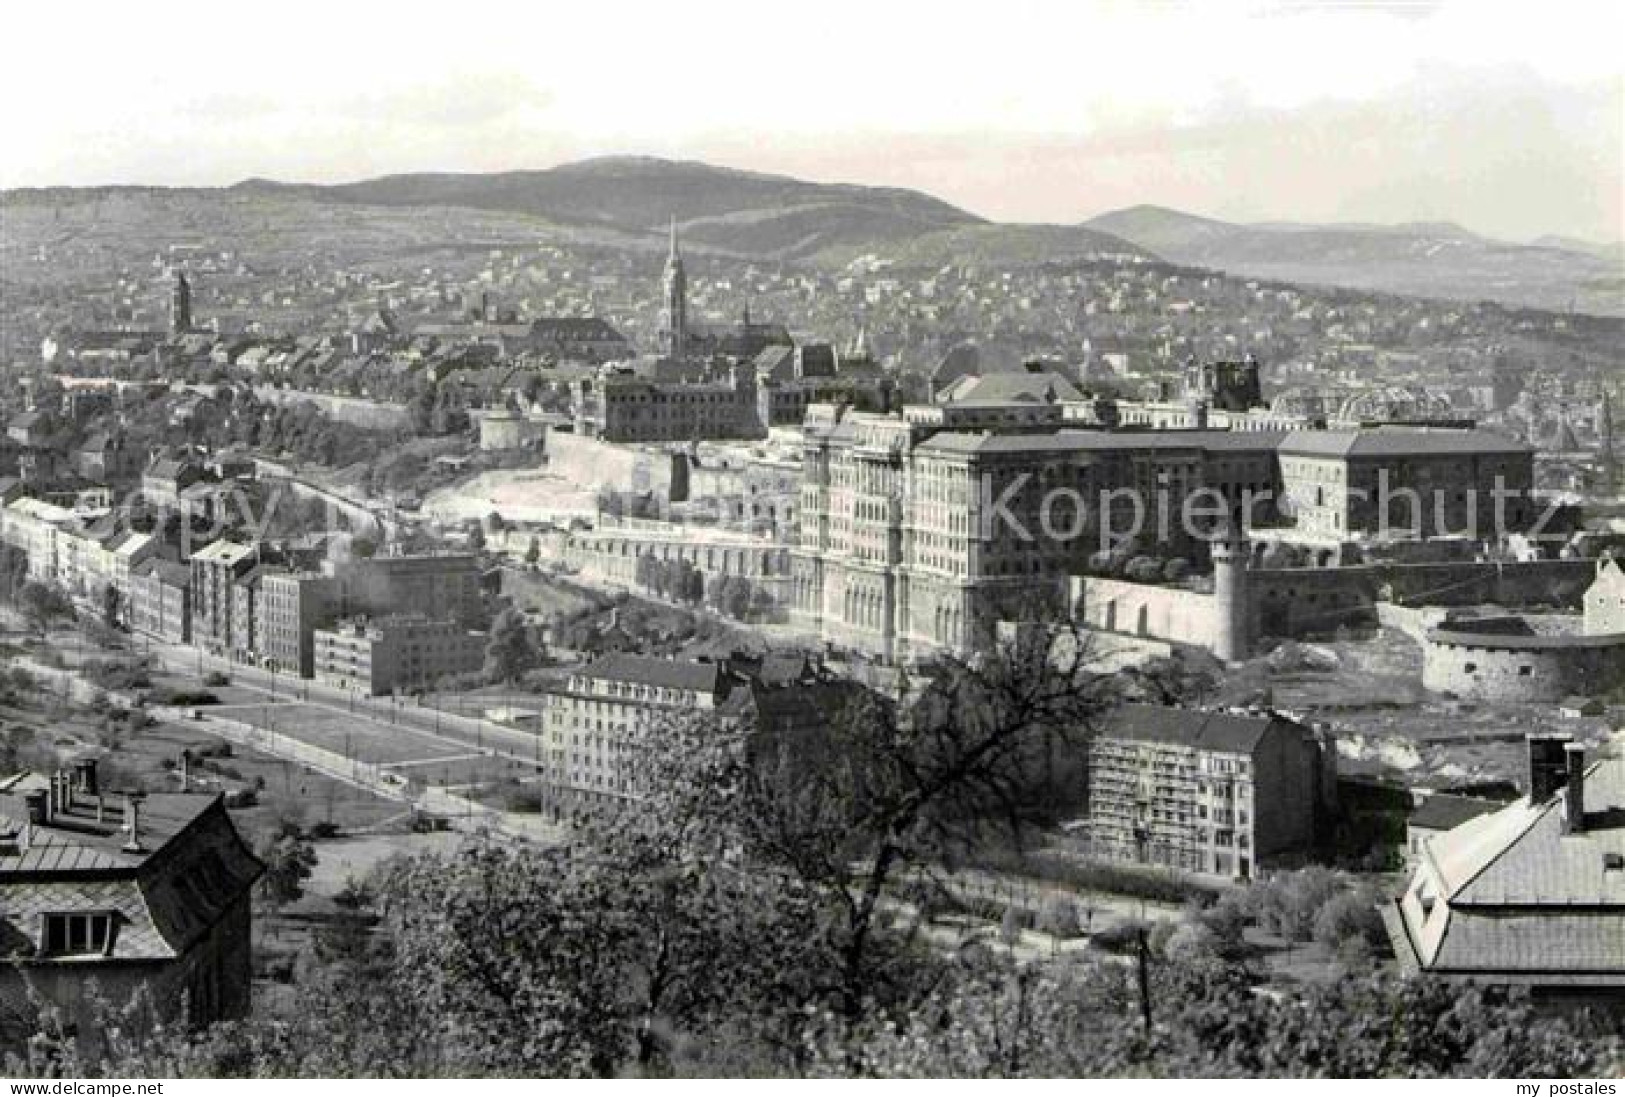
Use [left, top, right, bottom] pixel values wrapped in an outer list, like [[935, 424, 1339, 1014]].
[[251, 386, 413, 431], [1422, 631, 1625, 701], [1251, 559, 1597, 639], [1071, 577, 1227, 652], [1071, 558, 1601, 657], [545, 433, 682, 499]]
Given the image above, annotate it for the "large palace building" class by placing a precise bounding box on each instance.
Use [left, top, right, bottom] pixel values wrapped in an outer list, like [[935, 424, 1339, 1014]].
[[789, 400, 1536, 663]]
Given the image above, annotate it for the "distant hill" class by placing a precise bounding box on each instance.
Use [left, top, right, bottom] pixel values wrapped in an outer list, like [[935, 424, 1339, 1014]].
[[6, 160, 1619, 312], [1086, 205, 1624, 314], [231, 157, 986, 262]]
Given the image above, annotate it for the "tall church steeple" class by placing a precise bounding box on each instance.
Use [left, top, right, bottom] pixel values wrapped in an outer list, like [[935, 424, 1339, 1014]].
[[1600, 390, 1618, 492], [660, 216, 687, 359], [170, 270, 193, 335]]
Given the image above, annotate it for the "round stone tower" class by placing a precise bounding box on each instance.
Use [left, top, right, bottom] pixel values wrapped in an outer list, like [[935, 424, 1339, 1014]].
[[1211, 531, 1251, 662]]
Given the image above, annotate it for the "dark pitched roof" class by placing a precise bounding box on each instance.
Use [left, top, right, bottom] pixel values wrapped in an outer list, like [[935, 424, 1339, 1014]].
[[0, 786, 262, 962], [579, 654, 724, 694], [1278, 427, 1531, 459], [916, 428, 1285, 457], [1409, 793, 1501, 832], [1101, 704, 1301, 754]]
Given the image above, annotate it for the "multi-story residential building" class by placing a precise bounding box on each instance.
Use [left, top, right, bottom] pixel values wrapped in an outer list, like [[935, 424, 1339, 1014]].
[[0, 496, 75, 584], [0, 763, 262, 1046], [539, 654, 739, 811], [254, 569, 339, 677], [129, 558, 191, 644], [140, 457, 208, 510], [189, 540, 258, 655], [1072, 704, 1336, 880], [73, 431, 142, 483], [107, 531, 158, 614], [1386, 736, 1625, 1010], [312, 615, 484, 696], [338, 552, 483, 627]]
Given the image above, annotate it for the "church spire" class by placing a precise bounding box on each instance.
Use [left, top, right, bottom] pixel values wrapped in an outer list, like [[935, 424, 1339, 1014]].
[[170, 269, 192, 335], [660, 215, 687, 359], [1600, 390, 1618, 491]]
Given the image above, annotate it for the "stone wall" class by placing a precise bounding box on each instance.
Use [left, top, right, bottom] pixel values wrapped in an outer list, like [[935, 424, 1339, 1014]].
[[545, 432, 685, 500], [1422, 628, 1625, 701], [1071, 577, 1227, 651], [1073, 558, 1601, 655], [1252, 559, 1597, 639], [253, 386, 413, 431]]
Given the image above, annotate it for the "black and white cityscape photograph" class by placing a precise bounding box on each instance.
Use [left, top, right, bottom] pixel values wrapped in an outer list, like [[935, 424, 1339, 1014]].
[[0, 0, 1622, 1084]]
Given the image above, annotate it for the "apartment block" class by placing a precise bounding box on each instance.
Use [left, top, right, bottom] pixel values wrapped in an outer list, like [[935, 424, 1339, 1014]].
[[1074, 704, 1336, 880], [312, 615, 485, 696]]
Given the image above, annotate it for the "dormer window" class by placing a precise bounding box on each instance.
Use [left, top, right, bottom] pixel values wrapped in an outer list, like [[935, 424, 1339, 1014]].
[[42, 912, 115, 957]]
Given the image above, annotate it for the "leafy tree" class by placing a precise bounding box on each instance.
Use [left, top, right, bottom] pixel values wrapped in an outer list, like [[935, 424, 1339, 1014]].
[[1312, 886, 1388, 961], [483, 607, 538, 685], [1036, 893, 1081, 940], [635, 618, 1112, 1026], [258, 824, 317, 908], [0, 544, 28, 602], [18, 581, 72, 638]]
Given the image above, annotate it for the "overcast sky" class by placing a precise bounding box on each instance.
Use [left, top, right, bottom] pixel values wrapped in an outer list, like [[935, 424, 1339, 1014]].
[[3, 0, 1620, 243]]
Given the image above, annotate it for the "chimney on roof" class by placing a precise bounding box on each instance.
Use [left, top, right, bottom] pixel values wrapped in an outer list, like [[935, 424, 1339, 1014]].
[[1564, 744, 1587, 834], [121, 791, 147, 854], [1527, 734, 1570, 803], [24, 789, 48, 825], [75, 759, 99, 797]]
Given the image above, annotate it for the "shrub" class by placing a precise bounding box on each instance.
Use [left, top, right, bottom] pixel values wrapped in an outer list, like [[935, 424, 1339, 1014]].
[[1162, 920, 1221, 962], [999, 904, 1025, 946], [1124, 555, 1165, 582], [1312, 887, 1388, 958], [1089, 919, 1151, 955], [1036, 893, 1082, 939], [504, 787, 544, 813]]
